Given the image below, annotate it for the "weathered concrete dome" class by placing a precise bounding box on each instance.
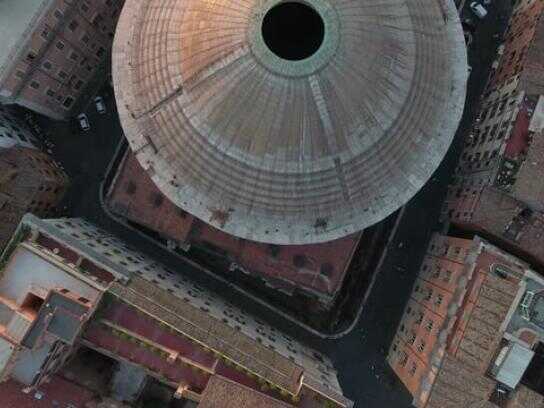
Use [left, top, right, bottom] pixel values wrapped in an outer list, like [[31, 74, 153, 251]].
[[113, 0, 467, 244]]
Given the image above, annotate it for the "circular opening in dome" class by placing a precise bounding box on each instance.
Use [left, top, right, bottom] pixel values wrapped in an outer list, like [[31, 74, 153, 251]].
[[262, 2, 325, 61]]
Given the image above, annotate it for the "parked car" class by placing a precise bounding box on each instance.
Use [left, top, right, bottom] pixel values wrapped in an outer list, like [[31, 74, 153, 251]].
[[94, 96, 106, 114], [77, 113, 90, 131], [470, 2, 488, 19]]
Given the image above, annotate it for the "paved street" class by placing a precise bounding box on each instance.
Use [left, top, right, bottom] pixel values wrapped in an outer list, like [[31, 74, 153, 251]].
[[21, 1, 512, 406]]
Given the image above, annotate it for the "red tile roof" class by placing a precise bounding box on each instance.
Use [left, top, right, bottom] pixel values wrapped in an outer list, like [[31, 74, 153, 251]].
[[199, 375, 294, 408], [0, 376, 96, 408]]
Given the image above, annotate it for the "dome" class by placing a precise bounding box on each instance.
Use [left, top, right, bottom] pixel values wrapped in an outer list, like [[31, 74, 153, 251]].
[[112, 0, 467, 244]]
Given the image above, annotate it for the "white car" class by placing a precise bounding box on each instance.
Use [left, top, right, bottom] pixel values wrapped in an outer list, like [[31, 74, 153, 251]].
[[470, 2, 488, 19], [77, 113, 90, 131], [94, 96, 106, 114]]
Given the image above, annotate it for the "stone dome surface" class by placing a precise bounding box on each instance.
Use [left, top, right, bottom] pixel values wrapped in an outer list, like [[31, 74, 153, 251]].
[[113, 0, 467, 244]]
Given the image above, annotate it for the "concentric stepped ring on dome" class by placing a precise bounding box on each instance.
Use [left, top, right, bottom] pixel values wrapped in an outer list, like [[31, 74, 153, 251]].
[[112, 0, 468, 245]]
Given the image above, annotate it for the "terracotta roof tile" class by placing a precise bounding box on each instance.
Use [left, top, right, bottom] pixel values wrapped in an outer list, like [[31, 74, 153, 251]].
[[199, 376, 294, 408], [0, 376, 96, 408], [109, 279, 304, 395]]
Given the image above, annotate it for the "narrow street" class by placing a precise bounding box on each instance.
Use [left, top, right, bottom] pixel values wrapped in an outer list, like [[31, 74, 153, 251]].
[[19, 1, 512, 405]]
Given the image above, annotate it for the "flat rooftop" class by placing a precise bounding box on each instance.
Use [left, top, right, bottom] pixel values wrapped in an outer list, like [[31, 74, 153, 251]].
[[0, 0, 44, 76], [106, 151, 361, 300]]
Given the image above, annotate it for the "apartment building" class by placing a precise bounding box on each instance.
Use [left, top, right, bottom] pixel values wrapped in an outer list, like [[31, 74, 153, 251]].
[[0, 145, 68, 251], [0, 105, 39, 149], [443, 0, 544, 266], [0, 215, 353, 407], [445, 0, 544, 220], [388, 233, 544, 407], [0, 0, 124, 120]]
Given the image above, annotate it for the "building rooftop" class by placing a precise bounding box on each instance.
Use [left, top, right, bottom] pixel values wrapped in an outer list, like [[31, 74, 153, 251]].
[[512, 130, 544, 211], [425, 355, 496, 408], [417, 238, 544, 407], [0, 0, 44, 80], [106, 151, 360, 300], [0, 376, 97, 408], [198, 375, 294, 408], [448, 260, 520, 372], [519, 11, 544, 95], [460, 186, 544, 266], [112, 0, 467, 244], [109, 278, 305, 396]]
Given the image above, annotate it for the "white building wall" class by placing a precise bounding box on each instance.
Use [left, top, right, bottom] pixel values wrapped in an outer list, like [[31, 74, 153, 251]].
[[0, 245, 100, 306]]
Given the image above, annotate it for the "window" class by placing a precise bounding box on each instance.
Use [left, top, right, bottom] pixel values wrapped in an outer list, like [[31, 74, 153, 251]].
[[69, 51, 79, 62], [53, 9, 63, 19], [399, 352, 408, 367], [74, 79, 84, 90], [426, 320, 434, 332], [415, 312, 424, 325], [41, 28, 50, 39], [424, 288, 433, 301], [435, 294, 444, 306], [443, 270, 452, 283], [409, 362, 417, 376], [62, 96, 74, 108], [26, 52, 37, 62], [96, 47, 106, 58], [80, 2, 89, 13], [46, 88, 55, 98], [30, 81, 40, 89], [417, 341, 426, 352], [58, 70, 68, 80], [92, 13, 104, 26], [68, 20, 79, 31], [56, 41, 65, 50], [42, 61, 52, 70]]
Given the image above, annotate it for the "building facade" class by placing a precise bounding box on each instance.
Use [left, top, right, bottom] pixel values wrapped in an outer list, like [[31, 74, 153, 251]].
[[0, 146, 68, 251], [388, 233, 544, 407], [0, 215, 353, 407], [444, 0, 544, 221], [0, 0, 124, 120], [0, 105, 39, 150], [106, 150, 364, 310], [443, 0, 544, 265]]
